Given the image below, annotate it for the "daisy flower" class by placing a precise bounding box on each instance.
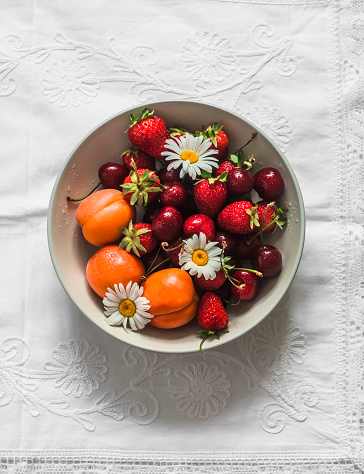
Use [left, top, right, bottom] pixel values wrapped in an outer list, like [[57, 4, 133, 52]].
[[161, 134, 219, 180], [179, 233, 222, 280], [103, 281, 153, 331]]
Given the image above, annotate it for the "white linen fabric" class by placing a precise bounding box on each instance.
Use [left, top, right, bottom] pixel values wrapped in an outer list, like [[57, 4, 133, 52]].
[[0, 0, 363, 471]]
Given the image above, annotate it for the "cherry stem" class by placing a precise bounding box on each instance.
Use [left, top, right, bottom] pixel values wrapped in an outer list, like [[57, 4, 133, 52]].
[[162, 241, 184, 252], [234, 132, 257, 154], [67, 182, 101, 202], [145, 258, 169, 278], [246, 210, 279, 246], [232, 268, 263, 277], [144, 245, 163, 276]]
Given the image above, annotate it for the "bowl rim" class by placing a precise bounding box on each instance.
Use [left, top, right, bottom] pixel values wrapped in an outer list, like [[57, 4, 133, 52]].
[[47, 99, 306, 354]]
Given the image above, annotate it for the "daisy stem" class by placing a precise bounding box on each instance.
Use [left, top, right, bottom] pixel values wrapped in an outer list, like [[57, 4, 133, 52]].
[[67, 182, 101, 202]]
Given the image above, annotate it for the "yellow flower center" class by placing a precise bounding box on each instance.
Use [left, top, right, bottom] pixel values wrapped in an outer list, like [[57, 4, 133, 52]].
[[192, 250, 209, 266], [119, 299, 136, 318], [181, 150, 199, 163]]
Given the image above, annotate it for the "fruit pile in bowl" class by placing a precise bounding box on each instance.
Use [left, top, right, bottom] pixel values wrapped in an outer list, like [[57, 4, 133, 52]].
[[47, 101, 305, 354]]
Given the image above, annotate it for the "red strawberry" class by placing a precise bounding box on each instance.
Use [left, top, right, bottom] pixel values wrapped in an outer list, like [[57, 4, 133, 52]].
[[213, 160, 235, 178], [194, 269, 226, 292], [193, 174, 228, 218], [217, 201, 259, 235], [196, 123, 229, 161], [183, 214, 215, 242], [121, 148, 156, 172], [197, 292, 229, 352], [127, 108, 169, 159], [121, 168, 163, 206], [256, 201, 276, 233], [119, 221, 158, 257]]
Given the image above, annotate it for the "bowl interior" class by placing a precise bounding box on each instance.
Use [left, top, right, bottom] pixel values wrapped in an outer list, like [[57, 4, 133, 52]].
[[48, 100, 305, 353]]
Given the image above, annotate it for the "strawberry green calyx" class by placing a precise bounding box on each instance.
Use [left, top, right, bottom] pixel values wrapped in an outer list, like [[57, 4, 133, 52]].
[[128, 108, 155, 128], [197, 329, 229, 354], [246, 204, 288, 245], [195, 170, 228, 185], [229, 150, 255, 170], [121, 147, 139, 158], [245, 204, 260, 230], [119, 220, 151, 257], [196, 122, 223, 147], [121, 164, 165, 206], [168, 127, 188, 137]]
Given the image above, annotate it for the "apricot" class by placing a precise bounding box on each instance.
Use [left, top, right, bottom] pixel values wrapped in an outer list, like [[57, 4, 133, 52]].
[[142, 268, 195, 315], [86, 245, 145, 297], [76, 189, 135, 246], [149, 293, 199, 329]]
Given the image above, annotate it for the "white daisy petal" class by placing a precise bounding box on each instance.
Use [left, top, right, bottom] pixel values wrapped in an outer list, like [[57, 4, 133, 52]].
[[178, 233, 224, 280], [102, 281, 153, 332]]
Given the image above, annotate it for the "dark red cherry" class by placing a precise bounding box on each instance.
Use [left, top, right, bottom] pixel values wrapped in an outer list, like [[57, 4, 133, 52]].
[[227, 168, 254, 196], [253, 167, 284, 201], [142, 248, 169, 273], [251, 244, 282, 277], [158, 167, 181, 184], [183, 214, 215, 242], [98, 162, 129, 190], [152, 206, 183, 242], [143, 200, 163, 225], [160, 181, 187, 209], [235, 235, 261, 260], [230, 269, 260, 301], [162, 235, 184, 267], [214, 230, 237, 256]]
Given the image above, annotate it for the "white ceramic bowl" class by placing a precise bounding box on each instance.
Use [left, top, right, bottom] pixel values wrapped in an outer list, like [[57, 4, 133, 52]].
[[47, 100, 305, 353]]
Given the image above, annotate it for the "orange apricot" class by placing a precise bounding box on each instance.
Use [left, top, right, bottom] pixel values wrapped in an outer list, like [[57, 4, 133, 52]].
[[149, 293, 199, 329], [86, 244, 145, 297], [142, 268, 195, 315], [76, 189, 135, 246]]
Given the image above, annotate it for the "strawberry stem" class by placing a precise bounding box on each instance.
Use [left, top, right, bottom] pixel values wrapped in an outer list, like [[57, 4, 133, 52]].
[[67, 182, 101, 202]]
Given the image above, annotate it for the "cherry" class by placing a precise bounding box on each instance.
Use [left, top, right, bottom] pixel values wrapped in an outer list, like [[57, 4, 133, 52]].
[[152, 206, 183, 242], [253, 167, 284, 201], [143, 201, 163, 225], [227, 168, 254, 196], [142, 248, 169, 274], [214, 230, 237, 256], [98, 162, 129, 189], [183, 214, 215, 242], [158, 167, 181, 184], [162, 235, 184, 267], [213, 160, 235, 178], [235, 234, 261, 260], [251, 244, 282, 277], [122, 149, 156, 172], [160, 180, 187, 209], [230, 269, 260, 301]]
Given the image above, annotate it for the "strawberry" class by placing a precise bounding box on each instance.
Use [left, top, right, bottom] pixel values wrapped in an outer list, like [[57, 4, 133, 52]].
[[121, 167, 163, 206], [119, 221, 158, 257], [127, 108, 169, 159], [217, 201, 259, 235], [197, 292, 229, 353], [256, 201, 277, 233], [194, 269, 226, 292], [196, 123, 229, 161], [121, 148, 156, 172], [193, 172, 228, 218]]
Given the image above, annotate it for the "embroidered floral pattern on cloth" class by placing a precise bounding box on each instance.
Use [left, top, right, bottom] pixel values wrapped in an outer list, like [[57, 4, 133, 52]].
[[0, 0, 363, 471]]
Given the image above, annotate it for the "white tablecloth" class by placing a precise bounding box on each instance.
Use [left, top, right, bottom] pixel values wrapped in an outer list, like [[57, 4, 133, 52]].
[[0, 0, 363, 471]]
